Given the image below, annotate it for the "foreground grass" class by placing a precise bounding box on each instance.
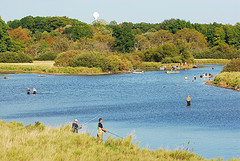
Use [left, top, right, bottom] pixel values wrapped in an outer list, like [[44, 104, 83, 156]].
[[0, 61, 103, 75], [211, 72, 240, 91], [0, 121, 215, 161], [194, 59, 230, 64]]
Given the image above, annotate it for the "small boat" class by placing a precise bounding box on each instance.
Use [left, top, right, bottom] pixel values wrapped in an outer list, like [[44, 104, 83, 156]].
[[38, 75, 46, 77], [193, 65, 198, 68], [133, 71, 144, 74], [165, 71, 180, 74], [159, 66, 166, 71]]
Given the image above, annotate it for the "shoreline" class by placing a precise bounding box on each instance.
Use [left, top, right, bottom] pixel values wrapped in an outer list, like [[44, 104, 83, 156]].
[[206, 80, 240, 92]]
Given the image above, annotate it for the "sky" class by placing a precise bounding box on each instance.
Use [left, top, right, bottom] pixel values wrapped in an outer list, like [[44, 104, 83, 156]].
[[0, 0, 239, 25]]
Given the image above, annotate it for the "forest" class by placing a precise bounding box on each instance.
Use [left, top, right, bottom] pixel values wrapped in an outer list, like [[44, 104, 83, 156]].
[[0, 16, 240, 71]]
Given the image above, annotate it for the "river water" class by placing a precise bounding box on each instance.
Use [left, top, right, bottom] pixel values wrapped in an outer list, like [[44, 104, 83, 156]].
[[0, 64, 240, 159]]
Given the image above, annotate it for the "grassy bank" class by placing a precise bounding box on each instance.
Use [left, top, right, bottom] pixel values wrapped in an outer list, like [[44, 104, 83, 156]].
[[194, 59, 230, 64], [141, 62, 193, 69], [0, 61, 105, 75], [0, 120, 212, 161], [209, 72, 240, 91]]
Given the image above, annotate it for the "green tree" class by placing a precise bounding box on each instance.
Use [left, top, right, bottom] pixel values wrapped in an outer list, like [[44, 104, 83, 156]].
[[112, 25, 135, 53], [63, 23, 93, 41]]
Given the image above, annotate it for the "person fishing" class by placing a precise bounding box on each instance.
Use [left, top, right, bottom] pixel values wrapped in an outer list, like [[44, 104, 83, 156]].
[[97, 118, 108, 144], [27, 88, 30, 95], [33, 88, 37, 94], [186, 95, 191, 106], [194, 75, 197, 80], [72, 119, 82, 133]]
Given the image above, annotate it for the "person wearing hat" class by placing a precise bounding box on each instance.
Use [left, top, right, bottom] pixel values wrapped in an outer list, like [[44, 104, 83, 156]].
[[186, 95, 191, 106], [72, 119, 82, 133]]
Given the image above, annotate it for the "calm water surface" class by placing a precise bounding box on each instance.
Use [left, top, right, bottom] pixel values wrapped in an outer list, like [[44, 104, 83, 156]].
[[0, 65, 240, 159]]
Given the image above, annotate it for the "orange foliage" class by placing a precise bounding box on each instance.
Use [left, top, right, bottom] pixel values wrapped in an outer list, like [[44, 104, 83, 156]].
[[9, 27, 29, 43]]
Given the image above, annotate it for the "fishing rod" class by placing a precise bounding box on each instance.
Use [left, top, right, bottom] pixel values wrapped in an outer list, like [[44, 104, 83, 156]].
[[80, 115, 99, 127], [108, 131, 124, 139]]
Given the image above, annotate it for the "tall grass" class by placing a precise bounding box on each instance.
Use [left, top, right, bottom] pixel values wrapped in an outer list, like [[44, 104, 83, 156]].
[[0, 120, 212, 161], [213, 72, 240, 89], [0, 64, 103, 75], [194, 59, 230, 64]]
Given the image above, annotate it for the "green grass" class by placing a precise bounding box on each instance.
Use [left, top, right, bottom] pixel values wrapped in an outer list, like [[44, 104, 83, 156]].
[[0, 120, 226, 161], [213, 72, 240, 89], [141, 62, 162, 68], [0, 63, 103, 75], [194, 59, 230, 64]]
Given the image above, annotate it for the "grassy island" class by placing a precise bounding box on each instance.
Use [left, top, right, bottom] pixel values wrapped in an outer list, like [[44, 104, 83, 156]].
[[0, 120, 211, 161]]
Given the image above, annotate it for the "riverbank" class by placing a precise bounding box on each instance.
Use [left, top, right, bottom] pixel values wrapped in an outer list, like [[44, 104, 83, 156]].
[[141, 62, 193, 70], [194, 59, 230, 65], [0, 61, 131, 76], [206, 72, 240, 91], [0, 120, 210, 160]]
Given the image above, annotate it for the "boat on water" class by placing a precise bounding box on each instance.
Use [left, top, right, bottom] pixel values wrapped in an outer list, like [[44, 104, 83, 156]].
[[38, 75, 46, 77], [159, 66, 166, 71], [193, 65, 198, 68], [133, 71, 144, 74], [165, 71, 180, 73]]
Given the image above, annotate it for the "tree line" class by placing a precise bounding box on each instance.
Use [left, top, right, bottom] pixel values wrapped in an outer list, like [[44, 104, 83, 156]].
[[0, 16, 240, 67]]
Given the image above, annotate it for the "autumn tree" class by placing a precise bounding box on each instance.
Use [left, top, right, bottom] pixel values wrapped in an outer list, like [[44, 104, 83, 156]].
[[134, 35, 150, 51], [150, 30, 173, 47], [174, 28, 208, 50]]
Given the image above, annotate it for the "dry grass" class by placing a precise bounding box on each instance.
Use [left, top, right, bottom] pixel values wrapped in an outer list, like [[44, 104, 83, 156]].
[[0, 120, 221, 161], [213, 72, 240, 90], [194, 59, 230, 64], [0, 61, 104, 75]]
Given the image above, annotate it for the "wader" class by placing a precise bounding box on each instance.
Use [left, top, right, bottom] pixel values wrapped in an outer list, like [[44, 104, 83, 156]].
[[187, 101, 191, 106], [97, 127, 103, 144]]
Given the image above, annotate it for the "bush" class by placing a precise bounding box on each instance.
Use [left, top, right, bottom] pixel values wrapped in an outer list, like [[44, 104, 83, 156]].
[[222, 58, 240, 72], [72, 52, 133, 72], [0, 52, 33, 63], [36, 51, 58, 60], [54, 50, 82, 67]]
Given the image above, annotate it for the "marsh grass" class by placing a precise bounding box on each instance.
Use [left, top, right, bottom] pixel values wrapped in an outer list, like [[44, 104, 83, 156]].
[[213, 72, 240, 89], [0, 62, 103, 75], [194, 59, 230, 64], [0, 120, 218, 161]]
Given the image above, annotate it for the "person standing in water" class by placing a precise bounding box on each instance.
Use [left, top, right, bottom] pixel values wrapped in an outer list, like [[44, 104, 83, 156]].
[[33, 88, 37, 94], [27, 88, 30, 95], [186, 95, 191, 106], [72, 119, 82, 133], [97, 118, 108, 144]]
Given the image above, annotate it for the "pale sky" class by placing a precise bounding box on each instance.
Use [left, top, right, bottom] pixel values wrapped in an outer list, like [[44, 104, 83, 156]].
[[0, 0, 239, 25]]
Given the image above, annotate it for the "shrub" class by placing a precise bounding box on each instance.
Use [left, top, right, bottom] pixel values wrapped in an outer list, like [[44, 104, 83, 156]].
[[222, 58, 240, 72], [36, 51, 58, 60], [0, 52, 33, 63], [54, 50, 82, 67]]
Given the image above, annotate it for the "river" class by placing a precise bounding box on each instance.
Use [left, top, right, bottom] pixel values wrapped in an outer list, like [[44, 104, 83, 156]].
[[0, 64, 239, 159]]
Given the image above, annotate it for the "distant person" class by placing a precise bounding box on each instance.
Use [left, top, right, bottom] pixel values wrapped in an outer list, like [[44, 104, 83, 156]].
[[97, 118, 108, 144], [72, 119, 82, 133], [185, 75, 188, 80], [33, 88, 37, 94], [194, 75, 197, 80], [27, 88, 30, 95], [186, 95, 191, 106]]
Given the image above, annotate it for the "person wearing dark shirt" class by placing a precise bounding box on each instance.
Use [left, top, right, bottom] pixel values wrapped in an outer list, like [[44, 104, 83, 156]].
[[27, 88, 30, 95], [72, 119, 82, 133], [97, 118, 108, 144]]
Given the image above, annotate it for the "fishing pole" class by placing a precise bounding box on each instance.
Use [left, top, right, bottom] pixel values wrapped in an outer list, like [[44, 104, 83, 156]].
[[80, 115, 99, 127], [108, 131, 124, 139]]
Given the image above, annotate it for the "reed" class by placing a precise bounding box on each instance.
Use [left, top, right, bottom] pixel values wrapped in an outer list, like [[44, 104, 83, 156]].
[[0, 120, 216, 161], [194, 59, 230, 64], [0, 63, 103, 75]]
